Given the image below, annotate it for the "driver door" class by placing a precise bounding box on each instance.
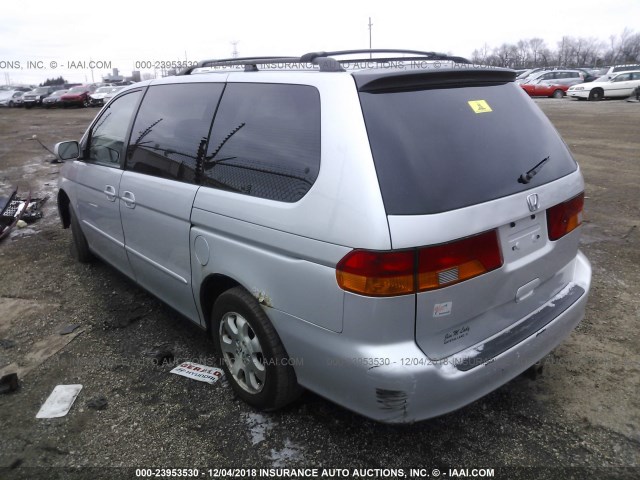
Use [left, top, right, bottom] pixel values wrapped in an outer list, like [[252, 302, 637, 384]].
[[73, 89, 143, 278]]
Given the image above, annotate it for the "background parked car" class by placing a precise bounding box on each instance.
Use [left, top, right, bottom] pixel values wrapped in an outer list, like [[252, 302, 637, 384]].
[[42, 89, 69, 108], [522, 81, 573, 98], [604, 64, 640, 79], [22, 86, 60, 108], [0, 90, 25, 107], [515, 66, 568, 84], [520, 70, 585, 98], [89, 86, 122, 107], [567, 70, 640, 100], [60, 85, 97, 108], [101, 86, 125, 105]]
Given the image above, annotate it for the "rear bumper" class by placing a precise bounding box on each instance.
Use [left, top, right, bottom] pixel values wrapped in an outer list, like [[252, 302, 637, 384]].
[[271, 251, 591, 423]]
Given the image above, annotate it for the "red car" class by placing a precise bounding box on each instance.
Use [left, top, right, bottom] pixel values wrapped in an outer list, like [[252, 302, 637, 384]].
[[60, 85, 97, 107], [521, 82, 571, 98]]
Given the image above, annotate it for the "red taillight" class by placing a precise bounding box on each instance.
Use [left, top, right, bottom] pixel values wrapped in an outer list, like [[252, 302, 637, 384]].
[[547, 192, 584, 241], [418, 230, 503, 291], [336, 230, 503, 296], [336, 250, 414, 297]]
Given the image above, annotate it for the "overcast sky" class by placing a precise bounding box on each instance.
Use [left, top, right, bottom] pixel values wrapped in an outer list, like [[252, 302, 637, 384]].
[[1, 0, 639, 85]]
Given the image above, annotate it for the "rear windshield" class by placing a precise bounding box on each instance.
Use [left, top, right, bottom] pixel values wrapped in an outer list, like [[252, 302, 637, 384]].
[[359, 82, 577, 215]]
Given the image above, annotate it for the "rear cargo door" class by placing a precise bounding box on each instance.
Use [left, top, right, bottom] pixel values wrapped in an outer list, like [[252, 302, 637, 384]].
[[358, 71, 584, 359]]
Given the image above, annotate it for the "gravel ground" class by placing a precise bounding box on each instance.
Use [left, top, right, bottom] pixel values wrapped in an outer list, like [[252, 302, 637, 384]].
[[0, 99, 638, 480]]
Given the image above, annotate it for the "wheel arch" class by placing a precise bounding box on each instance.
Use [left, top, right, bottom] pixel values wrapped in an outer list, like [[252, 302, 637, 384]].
[[57, 189, 71, 228], [199, 273, 242, 332]]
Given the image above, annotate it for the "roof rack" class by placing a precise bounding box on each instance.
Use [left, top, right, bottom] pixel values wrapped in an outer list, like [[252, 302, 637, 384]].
[[178, 49, 471, 75]]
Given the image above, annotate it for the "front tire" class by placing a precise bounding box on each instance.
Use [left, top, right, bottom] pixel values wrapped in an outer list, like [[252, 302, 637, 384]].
[[589, 88, 603, 101], [211, 287, 301, 411], [69, 208, 95, 263]]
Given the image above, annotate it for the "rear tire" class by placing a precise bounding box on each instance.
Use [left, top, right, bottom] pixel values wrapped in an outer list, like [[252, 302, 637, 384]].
[[69, 208, 95, 263], [211, 287, 302, 411], [552, 89, 564, 99]]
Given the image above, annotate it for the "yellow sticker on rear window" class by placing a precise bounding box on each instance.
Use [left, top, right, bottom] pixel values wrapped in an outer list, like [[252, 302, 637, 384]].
[[468, 100, 492, 113]]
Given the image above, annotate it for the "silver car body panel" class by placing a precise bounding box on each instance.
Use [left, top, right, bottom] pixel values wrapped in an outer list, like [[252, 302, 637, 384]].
[[190, 208, 349, 332], [119, 172, 201, 321], [64, 160, 135, 279], [268, 252, 590, 422], [388, 169, 585, 358]]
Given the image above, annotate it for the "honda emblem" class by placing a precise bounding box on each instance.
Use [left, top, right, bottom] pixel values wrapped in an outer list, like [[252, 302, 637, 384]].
[[527, 193, 540, 212]]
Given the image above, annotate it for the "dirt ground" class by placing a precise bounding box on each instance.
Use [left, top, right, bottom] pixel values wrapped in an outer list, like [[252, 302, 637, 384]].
[[0, 99, 638, 480]]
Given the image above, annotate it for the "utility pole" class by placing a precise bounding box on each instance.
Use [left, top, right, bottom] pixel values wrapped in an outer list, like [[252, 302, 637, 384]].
[[368, 17, 373, 58], [231, 41, 239, 59]]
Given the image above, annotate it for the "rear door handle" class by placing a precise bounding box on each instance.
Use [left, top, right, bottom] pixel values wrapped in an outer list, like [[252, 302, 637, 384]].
[[103, 185, 117, 202], [121, 191, 136, 209]]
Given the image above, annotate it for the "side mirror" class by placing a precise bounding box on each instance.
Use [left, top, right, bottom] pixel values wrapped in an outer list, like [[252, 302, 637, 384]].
[[54, 141, 79, 161]]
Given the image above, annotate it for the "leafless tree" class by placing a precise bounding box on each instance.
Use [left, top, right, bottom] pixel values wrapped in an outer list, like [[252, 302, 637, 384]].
[[473, 28, 639, 69]]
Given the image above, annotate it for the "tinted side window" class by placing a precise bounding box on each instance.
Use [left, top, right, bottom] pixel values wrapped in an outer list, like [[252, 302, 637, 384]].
[[204, 83, 320, 202], [615, 73, 632, 82], [127, 83, 224, 184], [87, 90, 142, 167]]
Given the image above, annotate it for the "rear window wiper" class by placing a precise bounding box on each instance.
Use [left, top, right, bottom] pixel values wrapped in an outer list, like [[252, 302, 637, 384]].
[[518, 156, 550, 184]]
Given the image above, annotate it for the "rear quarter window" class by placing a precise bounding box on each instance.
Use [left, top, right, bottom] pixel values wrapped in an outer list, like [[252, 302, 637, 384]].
[[203, 83, 321, 202], [359, 81, 577, 215]]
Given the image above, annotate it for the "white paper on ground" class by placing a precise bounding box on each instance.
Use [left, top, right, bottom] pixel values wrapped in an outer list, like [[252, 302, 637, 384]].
[[170, 362, 224, 384], [36, 384, 83, 418]]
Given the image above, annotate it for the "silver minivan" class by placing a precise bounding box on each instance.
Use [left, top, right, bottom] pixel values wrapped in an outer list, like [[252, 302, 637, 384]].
[[55, 50, 591, 423]]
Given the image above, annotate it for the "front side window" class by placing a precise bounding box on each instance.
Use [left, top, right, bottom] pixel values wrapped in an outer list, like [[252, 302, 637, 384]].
[[613, 73, 631, 82], [87, 90, 142, 167], [204, 83, 321, 202], [126, 83, 224, 184]]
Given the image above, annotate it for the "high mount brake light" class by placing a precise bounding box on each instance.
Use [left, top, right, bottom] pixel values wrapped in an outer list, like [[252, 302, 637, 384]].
[[336, 230, 503, 296]]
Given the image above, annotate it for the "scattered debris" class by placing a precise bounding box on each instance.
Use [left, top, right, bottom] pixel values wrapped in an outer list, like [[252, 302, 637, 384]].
[[36, 384, 83, 418], [0, 373, 19, 394], [170, 362, 224, 385], [59, 324, 82, 335], [86, 395, 108, 410], [142, 344, 175, 365], [0, 187, 48, 241]]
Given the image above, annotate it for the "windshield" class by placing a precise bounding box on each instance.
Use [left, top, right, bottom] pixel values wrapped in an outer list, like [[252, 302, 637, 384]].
[[95, 87, 112, 93], [51, 90, 67, 97], [359, 82, 577, 215], [68, 86, 85, 93], [34, 87, 49, 93]]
